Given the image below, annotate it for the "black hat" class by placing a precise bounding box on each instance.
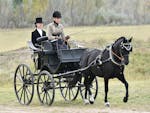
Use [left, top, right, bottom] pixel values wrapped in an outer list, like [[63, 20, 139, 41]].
[[35, 17, 43, 24], [53, 11, 61, 18]]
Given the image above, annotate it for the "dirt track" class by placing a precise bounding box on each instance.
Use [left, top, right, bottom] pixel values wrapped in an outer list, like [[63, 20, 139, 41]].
[[0, 105, 150, 113]]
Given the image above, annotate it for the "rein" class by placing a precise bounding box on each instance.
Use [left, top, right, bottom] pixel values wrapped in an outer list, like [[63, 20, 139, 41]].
[[111, 50, 124, 61]]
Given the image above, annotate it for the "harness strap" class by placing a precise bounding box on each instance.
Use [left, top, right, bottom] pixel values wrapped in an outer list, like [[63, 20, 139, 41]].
[[109, 45, 123, 66], [111, 50, 124, 61]]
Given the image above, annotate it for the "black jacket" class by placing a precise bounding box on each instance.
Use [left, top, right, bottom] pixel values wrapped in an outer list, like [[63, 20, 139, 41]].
[[31, 29, 46, 47]]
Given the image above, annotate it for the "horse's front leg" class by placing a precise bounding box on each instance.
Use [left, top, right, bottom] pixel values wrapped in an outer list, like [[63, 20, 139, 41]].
[[118, 74, 129, 103], [104, 78, 110, 107]]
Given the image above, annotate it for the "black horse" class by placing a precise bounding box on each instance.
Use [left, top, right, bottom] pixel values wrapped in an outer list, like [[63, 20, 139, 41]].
[[72, 36, 133, 106]]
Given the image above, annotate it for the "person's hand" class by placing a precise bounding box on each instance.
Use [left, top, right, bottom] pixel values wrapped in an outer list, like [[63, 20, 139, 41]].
[[65, 35, 70, 40]]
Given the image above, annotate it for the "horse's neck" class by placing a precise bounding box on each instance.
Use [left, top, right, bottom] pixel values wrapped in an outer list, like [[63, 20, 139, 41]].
[[112, 44, 120, 56], [112, 44, 122, 63]]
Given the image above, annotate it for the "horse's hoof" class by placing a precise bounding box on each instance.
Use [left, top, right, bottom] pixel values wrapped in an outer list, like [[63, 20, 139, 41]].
[[123, 97, 128, 103], [89, 95, 94, 104], [90, 101, 94, 104], [84, 99, 90, 105], [105, 102, 110, 107]]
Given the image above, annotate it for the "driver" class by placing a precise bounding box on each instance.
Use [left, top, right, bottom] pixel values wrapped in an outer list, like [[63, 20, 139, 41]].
[[31, 17, 46, 47], [47, 11, 70, 49]]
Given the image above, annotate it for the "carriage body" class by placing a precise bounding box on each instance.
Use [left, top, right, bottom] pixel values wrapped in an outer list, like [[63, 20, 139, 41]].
[[40, 40, 87, 74]]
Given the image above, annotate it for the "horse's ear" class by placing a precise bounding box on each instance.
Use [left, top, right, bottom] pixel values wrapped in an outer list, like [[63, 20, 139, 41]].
[[129, 37, 133, 42]]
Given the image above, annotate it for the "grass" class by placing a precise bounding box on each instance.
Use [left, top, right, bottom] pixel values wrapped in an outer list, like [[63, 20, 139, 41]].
[[0, 25, 150, 52], [0, 25, 150, 111], [0, 79, 150, 111]]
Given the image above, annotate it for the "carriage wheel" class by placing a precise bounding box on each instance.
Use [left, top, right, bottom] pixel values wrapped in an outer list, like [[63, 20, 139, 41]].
[[14, 64, 34, 105], [80, 77, 98, 101], [37, 70, 55, 106], [59, 76, 79, 101]]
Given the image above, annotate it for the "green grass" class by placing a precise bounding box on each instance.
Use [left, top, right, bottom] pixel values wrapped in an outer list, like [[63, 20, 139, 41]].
[[0, 25, 150, 111], [0, 79, 150, 111]]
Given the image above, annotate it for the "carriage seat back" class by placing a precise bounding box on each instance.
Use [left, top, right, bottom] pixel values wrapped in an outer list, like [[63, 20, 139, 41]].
[[41, 40, 56, 54], [36, 36, 48, 44]]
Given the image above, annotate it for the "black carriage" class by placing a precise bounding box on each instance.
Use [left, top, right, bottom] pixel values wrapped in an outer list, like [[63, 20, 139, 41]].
[[14, 37, 98, 106]]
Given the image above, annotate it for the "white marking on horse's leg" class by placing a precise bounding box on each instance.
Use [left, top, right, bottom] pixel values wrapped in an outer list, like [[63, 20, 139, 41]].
[[84, 99, 90, 105], [89, 95, 95, 103], [105, 102, 110, 107]]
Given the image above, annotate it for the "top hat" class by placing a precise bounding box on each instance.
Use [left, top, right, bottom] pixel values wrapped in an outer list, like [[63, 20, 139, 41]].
[[35, 17, 43, 24]]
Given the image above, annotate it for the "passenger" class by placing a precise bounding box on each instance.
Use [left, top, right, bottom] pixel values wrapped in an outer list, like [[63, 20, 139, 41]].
[[47, 11, 70, 49], [31, 17, 46, 47]]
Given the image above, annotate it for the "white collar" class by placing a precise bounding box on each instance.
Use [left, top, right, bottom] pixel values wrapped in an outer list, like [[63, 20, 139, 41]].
[[37, 28, 42, 36]]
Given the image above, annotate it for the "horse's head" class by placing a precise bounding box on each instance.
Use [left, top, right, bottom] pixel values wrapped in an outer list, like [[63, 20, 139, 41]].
[[113, 37, 133, 65]]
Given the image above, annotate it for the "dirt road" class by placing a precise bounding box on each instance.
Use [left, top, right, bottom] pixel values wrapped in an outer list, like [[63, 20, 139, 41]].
[[0, 105, 149, 113]]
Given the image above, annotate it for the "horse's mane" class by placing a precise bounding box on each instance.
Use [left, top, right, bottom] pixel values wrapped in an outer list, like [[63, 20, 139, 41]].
[[114, 36, 126, 44], [112, 36, 126, 48]]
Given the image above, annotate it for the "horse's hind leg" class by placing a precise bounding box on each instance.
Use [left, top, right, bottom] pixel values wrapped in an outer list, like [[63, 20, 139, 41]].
[[88, 74, 95, 104], [84, 72, 95, 104], [84, 75, 90, 104]]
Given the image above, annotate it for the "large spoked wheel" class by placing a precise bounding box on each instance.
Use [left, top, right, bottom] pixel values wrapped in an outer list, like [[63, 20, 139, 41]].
[[80, 77, 98, 101], [14, 64, 34, 105], [59, 76, 79, 101], [37, 70, 55, 106]]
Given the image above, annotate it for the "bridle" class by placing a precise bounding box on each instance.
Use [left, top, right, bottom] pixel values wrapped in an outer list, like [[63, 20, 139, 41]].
[[95, 40, 132, 67], [109, 41, 132, 66]]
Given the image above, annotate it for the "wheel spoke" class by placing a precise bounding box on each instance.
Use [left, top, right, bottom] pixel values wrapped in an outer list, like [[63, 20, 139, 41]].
[[24, 88, 26, 104], [23, 66, 25, 76], [16, 74, 23, 82], [69, 88, 71, 100], [64, 87, 69, 98], [39, 85, 44, 94], [47, 75, 50, 82], [24, 88, 30, 103], [42, 92, 46, 103], [26, 69, 29, 75], [91, 87, 97, 90], [26, 86, 32, 95], [40, 78, 44, 83], [17, 86, 23, 93], [19, 88, 24, 102], [70, 88, 75, 98], [47, 91, 52, 101], [15, 82, 22, 85], [61, 84, 67, 91], [44, 74, 46, 82], [46, 92, 48, 104], [81, 87, 85, 91]]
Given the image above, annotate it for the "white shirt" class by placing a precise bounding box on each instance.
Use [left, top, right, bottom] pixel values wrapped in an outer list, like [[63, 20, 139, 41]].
[[37, 28, 42, 36]]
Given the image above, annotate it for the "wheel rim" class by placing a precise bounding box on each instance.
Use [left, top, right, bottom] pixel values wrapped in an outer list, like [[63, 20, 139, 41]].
[[59, 77, 79, 101], [14, 64, 34, 105], [37, 71, 55, 106], [80, 77, 98, 100]]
